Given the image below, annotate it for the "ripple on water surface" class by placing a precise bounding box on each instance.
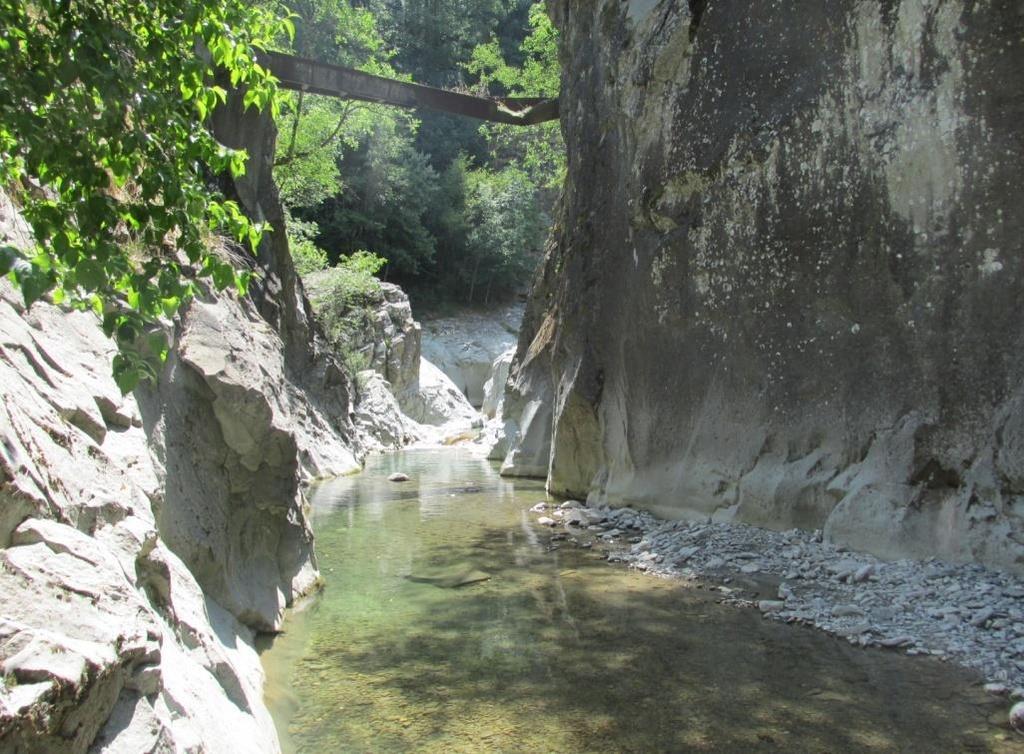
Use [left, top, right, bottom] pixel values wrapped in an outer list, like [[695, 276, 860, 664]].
[[260, 449, 1016, 753]]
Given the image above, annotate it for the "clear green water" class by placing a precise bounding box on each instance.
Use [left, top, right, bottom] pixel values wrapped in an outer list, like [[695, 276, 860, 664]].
[[260, 449, 1016, 753]]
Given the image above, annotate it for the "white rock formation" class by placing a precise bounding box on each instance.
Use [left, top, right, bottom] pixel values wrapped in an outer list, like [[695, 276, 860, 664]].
[[481, 346, 515, 420], [420, 304, 522, 408], [0, 191, 361, 751], [399, 358, 481, 432]]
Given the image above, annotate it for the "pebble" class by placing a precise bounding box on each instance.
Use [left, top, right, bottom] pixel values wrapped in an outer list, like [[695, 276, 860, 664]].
[[548, 500, 1024, 691], [673, 546, 700, 563], [530, 502, 548, 513], [854, 564, 875, 582], [387, 472, 410, 482], [1011, 701, 1024, 733], [833, 604, 865, 618], [537, 516, 556, 527], [971, 607, 995, 627]]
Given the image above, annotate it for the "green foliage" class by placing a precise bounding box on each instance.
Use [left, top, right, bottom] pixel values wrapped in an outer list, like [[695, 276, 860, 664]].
[[467, 3, 564, 188], [461, 165, 544, 303], [306, 250, 386, 373], [286, 213, 329, 276], [312, 119, 443, 277], [309, 250, 386, 315], [281, 0, 562, 309], [0, 0, 290, 391], [272, 0, 412, 207], [366, 0, 523, 87]]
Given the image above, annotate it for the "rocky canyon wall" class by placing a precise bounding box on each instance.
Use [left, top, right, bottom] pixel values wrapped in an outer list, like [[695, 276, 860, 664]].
[[503, 0, 1024, 574], [0, 96, 361, 749]]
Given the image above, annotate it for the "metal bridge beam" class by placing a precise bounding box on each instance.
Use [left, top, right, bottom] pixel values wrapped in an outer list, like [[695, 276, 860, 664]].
[[258, 50, 559, 126]]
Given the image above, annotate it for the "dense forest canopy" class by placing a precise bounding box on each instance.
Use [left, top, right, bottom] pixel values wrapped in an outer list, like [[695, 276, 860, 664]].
[[0, 0, 562, 389], [274, 0, 564, 309]]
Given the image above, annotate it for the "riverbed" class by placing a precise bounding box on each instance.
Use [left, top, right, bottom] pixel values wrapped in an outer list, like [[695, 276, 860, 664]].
[[260, 449, 1015, 753]]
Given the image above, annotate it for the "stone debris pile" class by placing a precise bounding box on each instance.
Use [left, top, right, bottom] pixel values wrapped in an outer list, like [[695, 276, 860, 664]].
[[530, 500, 1024, 695]]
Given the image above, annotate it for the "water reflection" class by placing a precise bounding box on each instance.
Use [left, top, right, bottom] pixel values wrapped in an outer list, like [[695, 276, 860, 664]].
[[261, 449, 1014, 753]]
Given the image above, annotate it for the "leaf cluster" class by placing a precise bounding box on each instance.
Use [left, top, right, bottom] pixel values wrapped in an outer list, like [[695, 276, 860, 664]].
[[304, 249, 387, 354], [466, 3, 564, 188], [0, 0, 291, 391]]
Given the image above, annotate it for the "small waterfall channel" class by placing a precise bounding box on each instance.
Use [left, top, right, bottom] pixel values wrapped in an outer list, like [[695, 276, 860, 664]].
[[259, 448, 1011, 753]]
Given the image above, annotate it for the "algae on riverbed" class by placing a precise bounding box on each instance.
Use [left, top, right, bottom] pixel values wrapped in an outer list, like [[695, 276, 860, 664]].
[[260, 449, 1015, 753]]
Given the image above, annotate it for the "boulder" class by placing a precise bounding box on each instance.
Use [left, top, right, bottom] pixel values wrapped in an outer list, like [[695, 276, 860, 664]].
[[304, 277, 422, 398], [398, 358, 480, 430], [354, 371, 419, 451], [481, 346, 515, 419]]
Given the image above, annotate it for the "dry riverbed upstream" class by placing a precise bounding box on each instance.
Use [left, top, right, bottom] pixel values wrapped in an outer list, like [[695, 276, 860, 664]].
[[531, 499, 1024, 729]]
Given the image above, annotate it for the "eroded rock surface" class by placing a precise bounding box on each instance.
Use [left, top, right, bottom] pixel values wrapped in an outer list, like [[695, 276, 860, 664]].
[[0, 86, 363, 750], [511, 0, 1024, 573], [420, 304, 522, 408], [0, 279, 287, 752]]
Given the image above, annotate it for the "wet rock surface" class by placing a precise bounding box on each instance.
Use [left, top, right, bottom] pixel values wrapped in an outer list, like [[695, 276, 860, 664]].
[[529, 500, 1024, 694]]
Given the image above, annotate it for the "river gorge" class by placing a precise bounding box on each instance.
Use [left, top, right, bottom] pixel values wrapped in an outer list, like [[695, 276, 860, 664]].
[[260, 449, 1014, 753], [1, 0, 1023, 751]]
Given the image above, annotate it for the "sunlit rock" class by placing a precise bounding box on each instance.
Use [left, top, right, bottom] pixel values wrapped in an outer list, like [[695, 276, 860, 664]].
[[510, 0, 1024, 574]]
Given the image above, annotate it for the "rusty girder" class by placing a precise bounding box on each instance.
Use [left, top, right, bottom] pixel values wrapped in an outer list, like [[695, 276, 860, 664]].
[[258, 50, 559, 126]]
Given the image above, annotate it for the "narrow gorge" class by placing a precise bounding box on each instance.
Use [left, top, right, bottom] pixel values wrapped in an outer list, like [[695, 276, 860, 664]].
[[1, 0, 1023, 752]]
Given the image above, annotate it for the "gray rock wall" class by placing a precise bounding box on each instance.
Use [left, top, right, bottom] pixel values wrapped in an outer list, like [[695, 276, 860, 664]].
[[420, 304, 522, 408], [518, 0, 1024, 573], [0, 271, 282, 752], [0, 86, 364, 749]]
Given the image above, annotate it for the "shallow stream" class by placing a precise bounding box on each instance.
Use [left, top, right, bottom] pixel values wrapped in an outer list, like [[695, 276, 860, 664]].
[[260, 449, 1015, 753]]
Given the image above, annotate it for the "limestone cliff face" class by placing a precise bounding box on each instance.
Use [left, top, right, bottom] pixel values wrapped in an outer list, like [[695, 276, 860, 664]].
[[0, 96, 362, 748], [507, 0, 1024, 573]]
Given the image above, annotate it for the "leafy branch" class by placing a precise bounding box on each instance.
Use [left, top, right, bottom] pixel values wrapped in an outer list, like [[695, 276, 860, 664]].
[[0, 0, 294, 392]]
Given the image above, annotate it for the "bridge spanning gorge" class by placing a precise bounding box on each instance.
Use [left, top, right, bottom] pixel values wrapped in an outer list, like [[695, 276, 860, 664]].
[[258, 50, 559, 126]]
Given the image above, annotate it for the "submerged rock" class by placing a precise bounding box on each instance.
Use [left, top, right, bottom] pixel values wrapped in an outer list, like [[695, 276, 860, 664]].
[[388, 472, 411, 482], [404, 569, 491, 589]]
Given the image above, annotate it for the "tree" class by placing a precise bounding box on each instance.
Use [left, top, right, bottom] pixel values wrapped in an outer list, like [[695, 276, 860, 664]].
[[0, 0, 290, 391], [461, 166, 544, 304], [467, 2, 564, 189], [271, 0, 407, 208], [311, 120, 440, 277]]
